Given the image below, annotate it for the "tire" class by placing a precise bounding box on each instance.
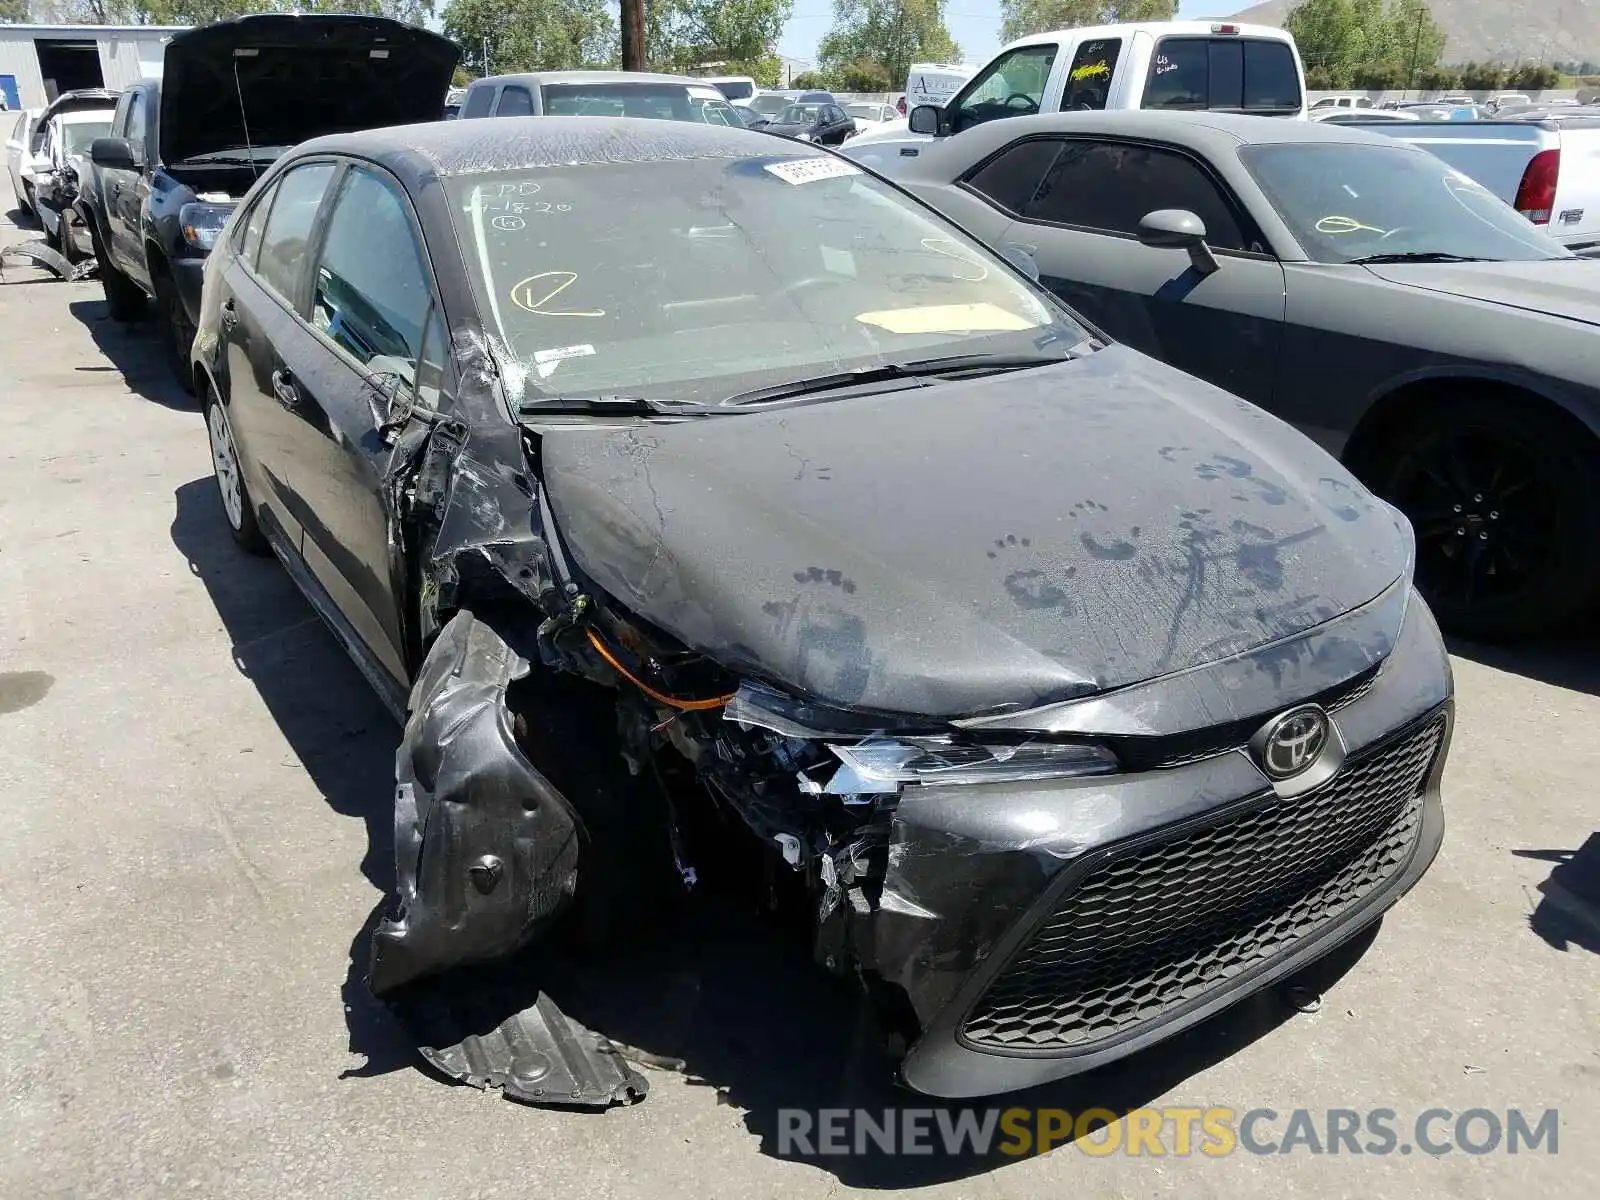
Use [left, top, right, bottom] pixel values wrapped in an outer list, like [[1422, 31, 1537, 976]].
[[99, 250, 147, 321], [154, 265, 197, 395], [1361, 392, 1600, 640], [202, 385, 268, 556]]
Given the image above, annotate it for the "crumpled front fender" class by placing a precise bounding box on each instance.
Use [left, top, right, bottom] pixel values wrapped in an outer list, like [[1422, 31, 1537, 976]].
[[369, 608, 581, 995]]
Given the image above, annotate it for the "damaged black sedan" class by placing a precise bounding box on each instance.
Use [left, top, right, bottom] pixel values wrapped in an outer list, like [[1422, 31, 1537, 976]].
[[192, 118, 1453, 1106]]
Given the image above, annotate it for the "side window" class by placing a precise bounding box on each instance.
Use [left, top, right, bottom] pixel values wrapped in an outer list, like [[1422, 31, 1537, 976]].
[[965, 138, 1063, 214], [1061, 38, 1121, 111], [256, 162, 336, 304], [310, 166, 431, 371], [1145, 39, 1208, 110], [954, 44, 1059, 132], [123, 92, 148, 157], [415, 306, 447, 409], [1022, 140, 1248, 252], [496, 85, 534, 116], [461, 84, 496, 119], [235, 179, 278, 268]]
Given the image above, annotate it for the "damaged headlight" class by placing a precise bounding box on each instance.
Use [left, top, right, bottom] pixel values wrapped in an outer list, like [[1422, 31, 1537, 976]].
[[817, 738, 1117, 795], [179, 201, 235, 251]]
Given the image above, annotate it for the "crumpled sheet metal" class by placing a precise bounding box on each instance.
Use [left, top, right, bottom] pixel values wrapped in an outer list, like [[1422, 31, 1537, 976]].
[[0, 239, 95, 282]]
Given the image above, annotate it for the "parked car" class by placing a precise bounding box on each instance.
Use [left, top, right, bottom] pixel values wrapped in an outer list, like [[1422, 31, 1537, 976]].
[[458, 71, 742, 126], [894, 110, 1600, 638], [844, 102, 899, 136], [1311, 107, 1416, 123], [1310, 94, 1375, 110], [734, 106, 772, 130], [762, 101, 856, 144], [28, 89, 119, 257], [1488, 92, 1532, 111], [191, 116, 1451, 1107], [746, 91, 798, 120], [5, 107, 41, 215], [81, 13, 459, 389], [1341, 113, 1600, 255], [846, 21, 1306, 173], [701, 75, 757, 105]]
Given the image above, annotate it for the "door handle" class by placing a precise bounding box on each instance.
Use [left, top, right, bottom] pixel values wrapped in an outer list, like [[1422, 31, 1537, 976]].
[[270, 368, 300, 409], [219, 298, 238, 330]]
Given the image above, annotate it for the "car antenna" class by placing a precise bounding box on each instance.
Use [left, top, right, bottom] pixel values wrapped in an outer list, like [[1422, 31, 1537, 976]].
[[232, 51, 260, 179]]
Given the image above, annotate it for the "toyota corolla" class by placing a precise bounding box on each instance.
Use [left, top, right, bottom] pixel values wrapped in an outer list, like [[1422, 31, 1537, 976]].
[[191, 118, 1453, 1107]]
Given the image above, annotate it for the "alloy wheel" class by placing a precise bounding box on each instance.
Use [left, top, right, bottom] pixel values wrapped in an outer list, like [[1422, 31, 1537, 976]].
[[207, 402, 244, 531]]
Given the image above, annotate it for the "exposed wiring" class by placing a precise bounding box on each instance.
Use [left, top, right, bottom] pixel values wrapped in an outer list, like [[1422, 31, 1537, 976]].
[[585, 628, 736, 711]]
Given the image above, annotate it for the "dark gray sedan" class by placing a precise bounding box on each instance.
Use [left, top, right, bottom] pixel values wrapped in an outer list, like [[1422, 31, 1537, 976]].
[[891, 110, 1600, 639]]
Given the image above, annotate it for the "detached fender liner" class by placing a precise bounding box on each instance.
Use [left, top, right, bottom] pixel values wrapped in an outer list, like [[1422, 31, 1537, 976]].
[[370, 608, 647, 1107]]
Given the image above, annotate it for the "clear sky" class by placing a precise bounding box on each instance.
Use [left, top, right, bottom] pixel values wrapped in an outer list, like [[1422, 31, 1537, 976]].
[[776, 1, 1237, 67]]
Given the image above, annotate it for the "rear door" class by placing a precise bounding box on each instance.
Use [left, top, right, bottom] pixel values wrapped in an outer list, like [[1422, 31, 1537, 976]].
[[280, 161, 445, 690], [962, 134, 1286, 405], [219, 159, 339, 550]]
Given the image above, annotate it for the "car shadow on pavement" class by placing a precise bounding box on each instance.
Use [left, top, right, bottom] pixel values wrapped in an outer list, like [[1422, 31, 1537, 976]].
[[169, 476, 1384, 1184], [168, 477, 416, 1079], [68, 297, 198, 412], [1513, 834, 1600, 956], [1447, 632, 1600, 698]]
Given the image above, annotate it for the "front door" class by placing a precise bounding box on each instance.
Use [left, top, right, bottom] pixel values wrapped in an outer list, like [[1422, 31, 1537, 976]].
[[964, 134, 1286, 406]]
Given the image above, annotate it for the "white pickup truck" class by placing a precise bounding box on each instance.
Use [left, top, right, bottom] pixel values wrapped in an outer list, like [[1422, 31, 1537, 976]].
[[1343, 115, 1600, 256], [844, 20, 1307, 175]]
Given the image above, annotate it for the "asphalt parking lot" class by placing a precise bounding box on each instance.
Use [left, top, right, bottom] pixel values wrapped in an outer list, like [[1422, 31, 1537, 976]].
[[1, 207, 1596, 1199]]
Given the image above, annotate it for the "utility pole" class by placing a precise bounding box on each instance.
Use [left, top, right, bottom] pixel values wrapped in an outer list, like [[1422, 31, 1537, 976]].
[[1406, 4, 1424, 95], [622, 0, 646, 72]]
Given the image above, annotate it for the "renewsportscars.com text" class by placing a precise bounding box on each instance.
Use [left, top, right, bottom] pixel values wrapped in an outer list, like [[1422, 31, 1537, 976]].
[[777, 1106, 1560, 1158]]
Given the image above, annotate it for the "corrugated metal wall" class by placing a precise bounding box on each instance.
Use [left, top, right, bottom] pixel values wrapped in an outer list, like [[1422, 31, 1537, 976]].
[[99, 35, 168, 91], [0, 36, 47, 110]]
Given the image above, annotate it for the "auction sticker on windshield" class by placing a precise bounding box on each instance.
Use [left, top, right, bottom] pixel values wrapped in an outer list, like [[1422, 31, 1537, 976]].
[[764, 157, 862, 185]]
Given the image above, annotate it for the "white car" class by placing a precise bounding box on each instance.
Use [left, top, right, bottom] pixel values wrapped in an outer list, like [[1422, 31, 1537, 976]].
[[34, 105, 116, 251], [843, 102, 899, 136], [5, 108, 42, 214]]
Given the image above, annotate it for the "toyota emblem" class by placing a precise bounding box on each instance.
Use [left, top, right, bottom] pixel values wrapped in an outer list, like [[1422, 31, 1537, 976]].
[[1257, 706, 1330, 780]]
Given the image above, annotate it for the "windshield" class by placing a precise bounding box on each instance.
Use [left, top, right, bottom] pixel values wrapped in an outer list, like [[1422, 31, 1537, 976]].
[[777, 104, 820, 125], [748, 94, 793, 116], [1240, 143, 1570, 264], [62, 119, 111, 157], [447, 153, 1085, 407], [846, 104, 886, 120]]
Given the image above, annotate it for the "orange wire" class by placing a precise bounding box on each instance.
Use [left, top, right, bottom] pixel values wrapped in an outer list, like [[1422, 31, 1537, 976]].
[[585, 628, 736, 711]]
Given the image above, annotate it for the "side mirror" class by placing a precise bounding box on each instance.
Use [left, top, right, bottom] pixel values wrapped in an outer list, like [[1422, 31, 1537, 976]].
[[1000, 242, 1041, 281], [90, 136, 136, 170], [1137, 208, 1220, 276], [908, 104, 944, 135]]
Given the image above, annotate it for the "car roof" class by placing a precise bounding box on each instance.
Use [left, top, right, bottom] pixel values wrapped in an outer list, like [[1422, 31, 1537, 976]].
[[470, 70, 708, 88], [291, 115, 825, 186]]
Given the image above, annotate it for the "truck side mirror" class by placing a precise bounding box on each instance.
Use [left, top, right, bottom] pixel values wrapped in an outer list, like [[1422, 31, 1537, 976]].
[[90, 136, 136, 170], [908, 104, 945, 135], [1137, 208, 1220, 276]]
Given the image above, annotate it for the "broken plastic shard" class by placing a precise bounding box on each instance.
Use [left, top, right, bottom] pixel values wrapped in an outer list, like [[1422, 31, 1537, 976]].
[[775, 832, 802, 867], [724, 683, 835, 739], [824, 741, 918, 794]]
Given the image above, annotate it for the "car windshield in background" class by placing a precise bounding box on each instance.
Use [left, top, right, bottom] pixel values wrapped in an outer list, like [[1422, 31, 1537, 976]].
[[846, 104, 889, 121], [713, 80, 755, 102], [63, 120, 111, 156], [1240, 143, 1572, 264], [543, 83, 723, 122], [748, 94, 793, 116], [777, 104, 821, 125], [448, 154, 1082, 408]]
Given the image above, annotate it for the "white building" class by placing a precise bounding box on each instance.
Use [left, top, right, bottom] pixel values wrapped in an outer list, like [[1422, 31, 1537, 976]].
[[0, 24, 188, 110]]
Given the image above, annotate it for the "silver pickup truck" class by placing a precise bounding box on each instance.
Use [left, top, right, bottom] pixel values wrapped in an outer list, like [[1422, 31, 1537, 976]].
[[1344, 114, 1600, 255]]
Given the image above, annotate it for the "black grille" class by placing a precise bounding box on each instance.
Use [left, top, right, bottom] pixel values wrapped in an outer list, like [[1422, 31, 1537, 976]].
[[1107, 663, 1383, 771], [962, 714, 1445, 1052]]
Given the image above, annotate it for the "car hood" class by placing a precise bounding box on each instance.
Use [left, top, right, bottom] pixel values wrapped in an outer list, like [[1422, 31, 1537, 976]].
[[159, 14, 460, 167], [540, 346, 1411, 719], [848, 117, 913, 144], [1363, 259, 1600, 328]]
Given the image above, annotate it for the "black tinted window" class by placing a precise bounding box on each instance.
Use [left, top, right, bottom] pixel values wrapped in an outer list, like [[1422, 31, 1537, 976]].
[[1062, 38, 1121, 110], [1146, 37, 1300, 114], [124, 92, 148, 154], [1023, 140, 1247, 251], [461, 84, 495, 118], [497, 85, 534, 116], [1243, 41, 1301, 111], [236, 180, 277, 267], [311, 167, 431, 368], [256, 162, 335, 303], [966, 139, 1063, 214]]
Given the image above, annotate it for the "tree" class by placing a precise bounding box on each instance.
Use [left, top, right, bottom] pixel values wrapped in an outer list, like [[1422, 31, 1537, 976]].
[[831, 58, 892, 91], [442, 0, 614, 75], [1284, 0, 1445, 90], [1414, 63, 1461, 91], [647, 0, 792, 79], [1457, 60, 1505, 91], [817, 0, 961, 92], [999, 1, 1174, 45], [789, 70, 828, 89], [1507, 63, 1560, 91], [34, 0, 438, 24], [0, 0, 28, 20]]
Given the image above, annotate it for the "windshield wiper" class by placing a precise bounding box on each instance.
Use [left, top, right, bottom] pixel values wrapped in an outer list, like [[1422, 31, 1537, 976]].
[[514, 394, 708, 416], [719, 350, 1084, 408], [1348, 252, 1492, 264]]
